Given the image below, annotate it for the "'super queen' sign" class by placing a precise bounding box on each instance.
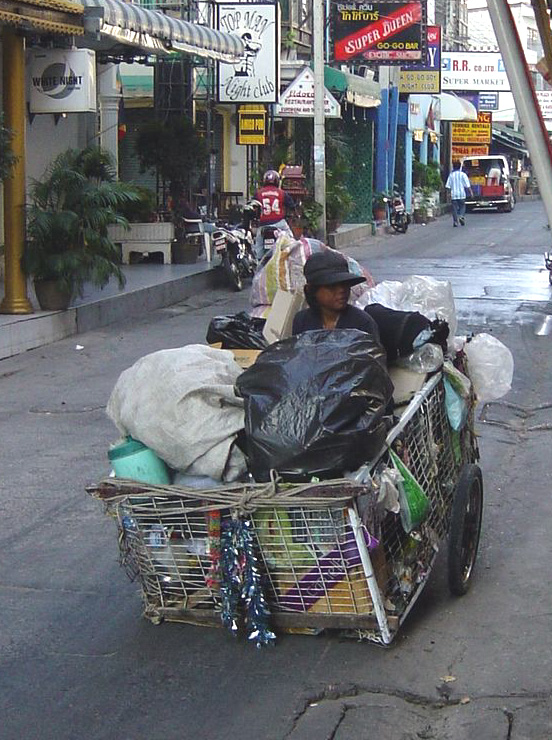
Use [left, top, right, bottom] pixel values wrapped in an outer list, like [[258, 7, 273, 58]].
[[333, 1, 425, 64]]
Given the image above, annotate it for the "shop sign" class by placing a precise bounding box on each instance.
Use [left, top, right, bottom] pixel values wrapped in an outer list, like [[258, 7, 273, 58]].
[[399, 25, 441, 93], [237, 104, 267, 144], [442, 52, 510, 91], [217, 2, 279, 104], [452, 111, 491, 144], [332, 1, 427, 64], [452, 144, 489, 160], [479, 92, 498, 111], [29, 49, 96, 113], [536, 90, 552, 119], [275, 67, 341, 118]]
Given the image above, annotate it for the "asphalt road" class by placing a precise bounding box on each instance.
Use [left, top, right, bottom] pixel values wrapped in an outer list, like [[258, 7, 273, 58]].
[[1, 201, 551, 739]]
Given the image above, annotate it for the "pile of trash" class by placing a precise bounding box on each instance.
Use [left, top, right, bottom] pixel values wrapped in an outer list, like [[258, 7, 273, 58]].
[[99, 237, 515, 648]]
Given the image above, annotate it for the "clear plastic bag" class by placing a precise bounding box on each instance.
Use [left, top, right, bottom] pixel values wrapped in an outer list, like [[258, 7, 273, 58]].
[[464, 333, 514, 401], [396, 343, 444, 373], [358, 275, 457, 344]]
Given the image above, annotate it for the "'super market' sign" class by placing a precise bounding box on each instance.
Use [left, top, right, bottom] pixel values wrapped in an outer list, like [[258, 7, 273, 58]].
[[442, 52, 510, 91]]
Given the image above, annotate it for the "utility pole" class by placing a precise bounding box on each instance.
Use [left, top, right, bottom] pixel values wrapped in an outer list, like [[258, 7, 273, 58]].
[[487, 0, 552, 230], [313, 0, 326, 242]]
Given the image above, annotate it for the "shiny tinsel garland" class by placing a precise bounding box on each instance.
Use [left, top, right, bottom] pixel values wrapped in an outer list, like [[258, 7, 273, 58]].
[[220, 517, 276, 648]]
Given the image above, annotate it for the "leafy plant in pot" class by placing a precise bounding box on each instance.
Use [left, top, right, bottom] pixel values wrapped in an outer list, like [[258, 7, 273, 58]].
[[299, 198, 324, 237], [372, 191, 389, 223], [326, 169, 354, 233], [22, 147, 139, 311]]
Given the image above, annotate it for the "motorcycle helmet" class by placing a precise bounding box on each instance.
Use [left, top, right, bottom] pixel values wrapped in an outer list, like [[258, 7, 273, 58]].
[[263, 170, 280, 187]]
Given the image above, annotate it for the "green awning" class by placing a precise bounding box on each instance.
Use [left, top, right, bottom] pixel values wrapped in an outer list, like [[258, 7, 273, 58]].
[[323, 65, 381, 109]]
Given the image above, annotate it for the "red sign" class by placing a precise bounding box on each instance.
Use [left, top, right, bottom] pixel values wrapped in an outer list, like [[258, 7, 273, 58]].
[[333, 1, 426, 64]]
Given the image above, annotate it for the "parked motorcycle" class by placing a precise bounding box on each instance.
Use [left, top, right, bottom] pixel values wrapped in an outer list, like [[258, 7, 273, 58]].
[[384, 189, 410, 233], [545, 251, 552, 285], [212, 200, 260, 291]]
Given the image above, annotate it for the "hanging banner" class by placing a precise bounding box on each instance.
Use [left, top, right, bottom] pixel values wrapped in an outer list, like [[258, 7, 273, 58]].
[[332, 1, 427, 64], [275, 67, 341, 118], [28, 49, 96, 113], [217, 2, 279, 103], [442, 52, 510, 91], [399, 25, 440, 93], [452, 111, 491, 144], [237, 104, 267, 144]]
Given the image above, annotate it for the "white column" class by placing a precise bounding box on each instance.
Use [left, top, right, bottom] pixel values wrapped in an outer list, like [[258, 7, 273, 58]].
[[98, 63, 121, 175]]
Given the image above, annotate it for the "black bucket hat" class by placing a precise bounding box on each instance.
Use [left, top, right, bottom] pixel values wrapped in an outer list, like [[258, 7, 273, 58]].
[[303, 250, 366, 287]]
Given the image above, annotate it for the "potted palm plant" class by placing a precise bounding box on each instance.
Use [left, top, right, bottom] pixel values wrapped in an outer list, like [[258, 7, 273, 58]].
[[22, 147, 138, 311]]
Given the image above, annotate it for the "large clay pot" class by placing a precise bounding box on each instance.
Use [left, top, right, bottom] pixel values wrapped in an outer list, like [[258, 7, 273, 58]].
[[34, 279, 73, 311]]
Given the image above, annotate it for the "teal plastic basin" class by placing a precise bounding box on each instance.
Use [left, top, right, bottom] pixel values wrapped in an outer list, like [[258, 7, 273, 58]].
[[108, 437, 171, 484]]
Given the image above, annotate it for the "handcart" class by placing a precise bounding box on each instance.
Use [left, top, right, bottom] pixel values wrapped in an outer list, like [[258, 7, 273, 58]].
[[89, 370, 483, 645]]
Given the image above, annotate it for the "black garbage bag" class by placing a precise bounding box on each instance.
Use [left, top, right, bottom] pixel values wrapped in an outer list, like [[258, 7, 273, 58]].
[[364, 304, 449, 360], [236, 329, 394, 482], [206, 312, 268, 350]]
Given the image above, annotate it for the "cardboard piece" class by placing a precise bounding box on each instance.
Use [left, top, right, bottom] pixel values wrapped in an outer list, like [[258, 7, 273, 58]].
[[208, 343, 262, 369], [262, 289, 304, 344]]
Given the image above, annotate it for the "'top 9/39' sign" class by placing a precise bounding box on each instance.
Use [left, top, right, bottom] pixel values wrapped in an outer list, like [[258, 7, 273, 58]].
[[332, 1, 427, 64]]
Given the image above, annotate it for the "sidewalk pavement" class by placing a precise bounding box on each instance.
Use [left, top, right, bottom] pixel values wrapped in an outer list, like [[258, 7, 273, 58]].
[[0, 223, 374, 361]]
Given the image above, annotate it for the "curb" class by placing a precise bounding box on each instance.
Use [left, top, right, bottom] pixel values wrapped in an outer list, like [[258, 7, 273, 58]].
[[0, 266, 219, 360]]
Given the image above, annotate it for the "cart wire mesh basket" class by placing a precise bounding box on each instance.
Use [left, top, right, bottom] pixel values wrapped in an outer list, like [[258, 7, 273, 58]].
[[90, 372, 479, 645]]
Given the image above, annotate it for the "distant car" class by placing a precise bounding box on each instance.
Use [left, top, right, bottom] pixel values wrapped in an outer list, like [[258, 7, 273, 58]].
[[461, 155, 516, 213]]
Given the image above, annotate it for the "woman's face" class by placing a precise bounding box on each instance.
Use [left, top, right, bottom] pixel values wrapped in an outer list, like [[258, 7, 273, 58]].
[[315, 282, 351, 312]]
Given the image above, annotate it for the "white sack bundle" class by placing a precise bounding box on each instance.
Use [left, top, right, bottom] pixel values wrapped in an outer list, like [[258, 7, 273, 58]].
[[107, 345, 247, 481]]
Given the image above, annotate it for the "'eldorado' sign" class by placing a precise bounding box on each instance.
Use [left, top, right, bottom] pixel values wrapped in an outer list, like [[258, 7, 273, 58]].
[[332, 1, 426, 64]]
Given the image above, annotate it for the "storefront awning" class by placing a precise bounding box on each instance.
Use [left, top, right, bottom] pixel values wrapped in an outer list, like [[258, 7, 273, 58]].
[[80, 0, 245, 62], [439, 92, 477, 122], [492, 123, 529, 155], [323, 65, 381, 109], [0, 0, 84, 35]]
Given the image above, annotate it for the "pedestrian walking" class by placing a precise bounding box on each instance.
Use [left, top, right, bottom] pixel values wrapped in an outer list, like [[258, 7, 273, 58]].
[[446, 161, 473, 227]]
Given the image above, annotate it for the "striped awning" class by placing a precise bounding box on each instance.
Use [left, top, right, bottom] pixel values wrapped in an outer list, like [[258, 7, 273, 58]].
[[80, 0, 245, 62]]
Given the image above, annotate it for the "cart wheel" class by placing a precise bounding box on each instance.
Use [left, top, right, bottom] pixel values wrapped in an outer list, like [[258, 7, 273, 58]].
[[448, 464, 483, 596]]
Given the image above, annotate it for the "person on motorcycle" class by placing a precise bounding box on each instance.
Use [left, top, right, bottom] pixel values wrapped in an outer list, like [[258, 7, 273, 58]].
[[254, 170, 295, 258]]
